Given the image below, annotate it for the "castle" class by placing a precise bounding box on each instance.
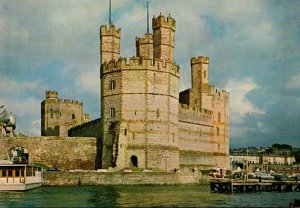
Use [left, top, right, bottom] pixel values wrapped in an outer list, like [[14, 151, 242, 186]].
[[41, 13, 229, 172], [41, 91, 90, 137]]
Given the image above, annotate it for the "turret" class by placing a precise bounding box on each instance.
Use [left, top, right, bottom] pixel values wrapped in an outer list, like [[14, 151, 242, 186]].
[[46, 91, 58, 100], [100, 24, 121, 64], [136, 34, 153, 59], [191, 56, 209, 91], [152, 14, 176, 62]]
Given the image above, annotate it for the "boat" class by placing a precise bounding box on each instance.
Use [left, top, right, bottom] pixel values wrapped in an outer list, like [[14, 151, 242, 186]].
[[0, 162, 42, 191]]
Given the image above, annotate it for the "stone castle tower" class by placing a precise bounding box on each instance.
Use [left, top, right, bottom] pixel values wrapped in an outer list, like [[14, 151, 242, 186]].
[[41, 91, 90, 137], [100, 14, 180, 170]]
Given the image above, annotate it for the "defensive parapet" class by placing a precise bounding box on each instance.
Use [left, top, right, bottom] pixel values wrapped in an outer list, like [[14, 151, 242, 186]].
[[100, 24, 121, 38], [101, 56, 180, 77], [191, 56, 209, 65], [152, 14, 176, 31], [46, 91, 58, 100], [207, 85, 230, 100], [61, 99, 83, 106], [179, 103, 213, 125]]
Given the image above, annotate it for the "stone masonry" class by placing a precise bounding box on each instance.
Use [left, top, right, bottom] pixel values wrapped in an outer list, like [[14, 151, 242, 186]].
[[41, 91, 90, 137], [0, 136, 97, 170], [39, 12, 229, 172], [99, 13, 230, 171]]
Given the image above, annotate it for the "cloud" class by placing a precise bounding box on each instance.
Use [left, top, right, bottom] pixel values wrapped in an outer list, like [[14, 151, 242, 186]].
[[225, 77, 264, 116], [76, 70, 99, 95], [0, 77, 43, 97], [286, 73, 300, 89], [7, 97, 40, 117], [29, 119, 41, 136], [0, 0, 299, 148]]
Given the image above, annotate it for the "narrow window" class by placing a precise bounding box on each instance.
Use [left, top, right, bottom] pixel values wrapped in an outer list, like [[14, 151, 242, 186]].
[[124, 129, 127, 136], [110, 80, 116, 90], [218, 112, 221, 122], [156, 108, 160, 118], [204, 70, 206, 78], [51, 113, 53, 119], [217, 127, 219, 136], [110, 108, 115, 117], [8, 170, 12, 177], [2, 170, 7, 177], [72, 114, 75, 119]]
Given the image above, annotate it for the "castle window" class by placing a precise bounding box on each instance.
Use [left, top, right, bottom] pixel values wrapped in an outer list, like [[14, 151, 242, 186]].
[[204, 70, 206, 78], [72, 114, 75, 119], [110, 108, 115, 117], [156, 108, 160, 118], [218, 112, 221, 122], [124, 129, 127, 136], [110, 80, 116, 90], [51, 113, 53, 119], [60, 112, 62, 117], [217, 127, 219, 136]]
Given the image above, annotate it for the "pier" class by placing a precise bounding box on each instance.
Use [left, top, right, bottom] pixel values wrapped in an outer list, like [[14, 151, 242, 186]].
[[210, 179, 300, 193]]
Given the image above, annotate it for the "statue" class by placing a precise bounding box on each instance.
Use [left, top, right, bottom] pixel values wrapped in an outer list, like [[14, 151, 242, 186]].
[[0, 106, 16, 137]]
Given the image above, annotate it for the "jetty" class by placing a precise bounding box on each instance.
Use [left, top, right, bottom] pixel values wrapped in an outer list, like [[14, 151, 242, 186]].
[[210, 179, 300, 193]]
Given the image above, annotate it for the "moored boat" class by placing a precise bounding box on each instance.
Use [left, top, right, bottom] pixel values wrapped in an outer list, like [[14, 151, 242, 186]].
[[0, 162, 42, 191]]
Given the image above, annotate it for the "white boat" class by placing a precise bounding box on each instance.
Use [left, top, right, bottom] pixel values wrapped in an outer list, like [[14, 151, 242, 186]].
[[0, 163, 42, 191]]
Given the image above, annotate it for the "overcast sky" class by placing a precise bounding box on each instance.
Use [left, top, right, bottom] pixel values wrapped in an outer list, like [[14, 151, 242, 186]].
[[1, 0, 299, 148]]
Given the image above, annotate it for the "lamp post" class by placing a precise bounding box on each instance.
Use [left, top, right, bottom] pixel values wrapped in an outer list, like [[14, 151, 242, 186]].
[[162, 151, 170, 171], [246, 148, 248, 181]]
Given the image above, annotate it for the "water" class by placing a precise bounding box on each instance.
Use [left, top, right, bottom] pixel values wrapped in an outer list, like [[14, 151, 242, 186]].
[[0, 185, 298, 207]]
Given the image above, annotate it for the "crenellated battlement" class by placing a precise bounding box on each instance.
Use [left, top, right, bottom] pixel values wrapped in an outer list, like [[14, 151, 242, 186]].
[[100, 24, 121, 38], [152, 14, 176, 30], [136, 34, 153, 45], [60, 99, 83, 106], [101, 56, 180, 76], [46, 91, 58, 99], [191, 56, 210, 65], [206, 85, 230, 100], [179, 104, 213, 124]]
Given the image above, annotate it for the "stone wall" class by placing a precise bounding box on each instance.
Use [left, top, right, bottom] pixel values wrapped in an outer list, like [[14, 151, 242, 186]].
[[101, 57, 180, 170], [41, 91, 90, 137], [68, 118, 102, 169], [0, 136, 97, 170], [100, 24, 121, 64], [43, 171, 201, 185]]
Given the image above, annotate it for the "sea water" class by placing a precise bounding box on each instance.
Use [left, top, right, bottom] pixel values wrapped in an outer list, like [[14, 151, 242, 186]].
[[0, 185, 298, 207]]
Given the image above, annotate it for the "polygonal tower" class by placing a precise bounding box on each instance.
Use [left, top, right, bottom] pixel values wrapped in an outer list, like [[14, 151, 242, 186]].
[[190, 56, 210, 109], [100, 13, 180, 171], [152, 14, 176, 62]]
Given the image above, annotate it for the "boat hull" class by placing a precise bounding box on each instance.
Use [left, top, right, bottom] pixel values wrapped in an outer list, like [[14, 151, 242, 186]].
[[0, 182, 42, 191]]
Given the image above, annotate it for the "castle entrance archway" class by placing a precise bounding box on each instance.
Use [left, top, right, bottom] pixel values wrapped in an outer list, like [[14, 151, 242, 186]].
[[130, 155, 138, 167]]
